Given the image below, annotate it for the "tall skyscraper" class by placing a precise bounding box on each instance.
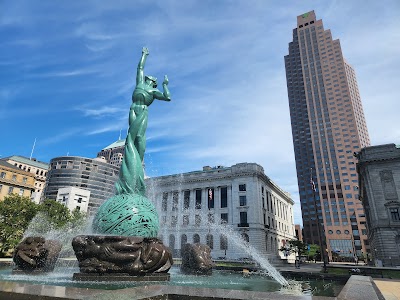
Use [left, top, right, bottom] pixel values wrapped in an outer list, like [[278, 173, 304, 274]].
[[285, 11, 370, 259]]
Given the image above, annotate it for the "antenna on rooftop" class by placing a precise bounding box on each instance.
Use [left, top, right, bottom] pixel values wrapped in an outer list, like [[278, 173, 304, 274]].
[[29, 138, 36, 160]]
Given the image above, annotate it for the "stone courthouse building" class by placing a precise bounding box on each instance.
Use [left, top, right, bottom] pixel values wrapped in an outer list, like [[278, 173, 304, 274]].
[[357, 144, 400, 266], [146, 163, 296, 260]]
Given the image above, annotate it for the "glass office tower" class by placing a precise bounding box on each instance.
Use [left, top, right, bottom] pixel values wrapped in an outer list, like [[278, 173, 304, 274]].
[[285, 11, 370, 259]]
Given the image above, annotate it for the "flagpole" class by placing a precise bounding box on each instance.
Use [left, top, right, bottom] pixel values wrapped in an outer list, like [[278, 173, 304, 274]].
[[29, 138, 36, 160], [310, 168, 327, 273]]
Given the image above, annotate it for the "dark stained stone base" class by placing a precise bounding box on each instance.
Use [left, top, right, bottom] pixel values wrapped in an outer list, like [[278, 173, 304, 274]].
[[73, 272, 170, 282], [12, 269, 50, 275]]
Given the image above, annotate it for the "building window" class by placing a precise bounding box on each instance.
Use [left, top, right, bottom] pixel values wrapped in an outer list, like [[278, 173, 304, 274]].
[[0, 172, 6, 178], [240, 212, 247, 224], [77, 197, 82, 203], [206, 234, 213, 249], [22, 177, 27, 183], [162, 193, 168, 211], [239, 196, 247, 206], [172, 191, 179, 211], [0, 184, 2, 191], [195, 215, 201, 226], [195, 189, 202, 209], [208, 188, 214, 209], [8, 187, 14, 194], [12, 175, 17, 181], [183, 215, 189, 226], [181, 234, 187, 249], [19, 188, 24, 196], [171, 216, 178, 226], [76, 206, 81, 211], [239, 184, 246, 191], [221, 213, 228, 224], [220, 187, 227, 208], [183, 190, 190, 209], [169, 235, 176, 252], [390, 208, 400, 221], [220, 235, 228, 250], [193, 234, 200, 244]]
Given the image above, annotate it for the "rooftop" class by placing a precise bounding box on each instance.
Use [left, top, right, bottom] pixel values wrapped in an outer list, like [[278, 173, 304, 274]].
[[2, 155, 49, 169], [0, 160, 29, 172], [101, 139, 125, 150]]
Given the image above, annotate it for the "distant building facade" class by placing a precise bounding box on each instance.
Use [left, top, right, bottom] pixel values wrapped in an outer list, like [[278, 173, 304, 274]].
[[146, 163, 296, 259], [43, 156, 119, 215], [357, 144, 400, 266], [295, 224, 303, 241], [285, 10, 370, 259], [56, 186, 90, 213], [97, 139, 125, 168], [3, 156, 49, 203], [0, 160, 35, 201]]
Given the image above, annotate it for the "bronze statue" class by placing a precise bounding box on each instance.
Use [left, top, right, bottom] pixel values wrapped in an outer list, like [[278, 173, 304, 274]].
[[181, 243, 214, 275], [13, 236, 62, 272], [93, 47, 171, 237], [72, 235, 172, 275]]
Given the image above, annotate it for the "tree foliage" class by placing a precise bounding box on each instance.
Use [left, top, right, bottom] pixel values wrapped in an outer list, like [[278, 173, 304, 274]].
[[279, 239, 308, 257], [0, 196, 87, 257], [0, 194, 39, 256], [38, 199, 72, 228]]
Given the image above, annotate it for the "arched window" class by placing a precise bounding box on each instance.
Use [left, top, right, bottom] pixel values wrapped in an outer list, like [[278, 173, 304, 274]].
[[241, 233, 249, 243], [40, 170, 44, 176], [181, 234, 187, 250], [193, 234, 200, 243], [169, 234, 175, 252], [206, 234, 213, 249]]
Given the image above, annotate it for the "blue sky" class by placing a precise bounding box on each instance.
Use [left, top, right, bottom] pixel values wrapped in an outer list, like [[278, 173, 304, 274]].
[[1, 0, 399, 224]]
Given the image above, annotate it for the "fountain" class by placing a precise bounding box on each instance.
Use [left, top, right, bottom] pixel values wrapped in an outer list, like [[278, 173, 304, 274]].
[[0, 47, 345, 299]]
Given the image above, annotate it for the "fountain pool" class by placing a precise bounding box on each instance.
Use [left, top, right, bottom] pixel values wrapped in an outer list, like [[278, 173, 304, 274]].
[[0, 265, 342, 297]]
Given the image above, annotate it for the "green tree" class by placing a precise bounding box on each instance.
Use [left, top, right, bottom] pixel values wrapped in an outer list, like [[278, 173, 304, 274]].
[[279, 239, 308, 258], [307, 244, 320, 260], [38, 199, 72, 228], [0, 194, 39, 256]]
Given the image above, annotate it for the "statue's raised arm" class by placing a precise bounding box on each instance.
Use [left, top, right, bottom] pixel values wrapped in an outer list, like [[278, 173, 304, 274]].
[[136, 47, 149, 85], [153, 75, 171, 101]]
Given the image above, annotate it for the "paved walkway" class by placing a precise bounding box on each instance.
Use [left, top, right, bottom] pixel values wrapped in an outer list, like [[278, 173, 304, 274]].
[[374, 279, 400, 300]]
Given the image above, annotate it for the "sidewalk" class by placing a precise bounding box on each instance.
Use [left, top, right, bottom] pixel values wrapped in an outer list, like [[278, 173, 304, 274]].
[[374, 278, 400, 300]]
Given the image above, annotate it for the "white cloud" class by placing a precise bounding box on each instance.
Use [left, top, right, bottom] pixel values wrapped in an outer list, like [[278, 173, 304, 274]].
[[2, 1, 400, 226]]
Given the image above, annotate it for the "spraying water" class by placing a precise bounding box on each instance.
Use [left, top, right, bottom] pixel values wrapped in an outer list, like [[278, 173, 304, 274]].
[[207, 218, 288, 286]]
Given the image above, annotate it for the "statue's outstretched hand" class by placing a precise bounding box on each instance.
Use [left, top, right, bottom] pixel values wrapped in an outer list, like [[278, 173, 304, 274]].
[[142, 47, 149, 55], [163, 75, 169, 85]]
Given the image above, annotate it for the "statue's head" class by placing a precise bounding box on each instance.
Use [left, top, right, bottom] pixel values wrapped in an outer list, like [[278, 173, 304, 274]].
[[145, 75, 158, 88]]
